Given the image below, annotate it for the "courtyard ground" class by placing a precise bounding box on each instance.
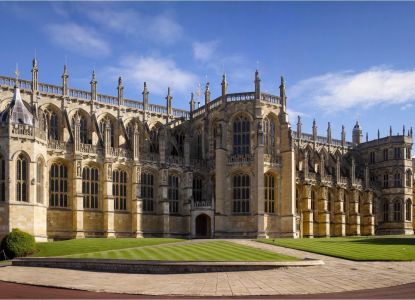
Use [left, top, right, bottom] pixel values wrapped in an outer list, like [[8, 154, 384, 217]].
[[62, 240, 297, 261], [257, 236, 415, 261]]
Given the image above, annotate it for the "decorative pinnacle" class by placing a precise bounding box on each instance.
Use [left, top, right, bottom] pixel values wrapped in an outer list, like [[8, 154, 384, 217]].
[[14, 63, 20, 87], [281, 76, 285, 86], [328, 122, 331, 129], [297, 115, 301, 124], [32, 57, 38, 68], [205, 82, 210, 91], [221, 74, 227, 84], [91, 69, 96, 83], [143, 82, 148, 94], [63, 64, 68, 76], [118, 76, 123, 87]]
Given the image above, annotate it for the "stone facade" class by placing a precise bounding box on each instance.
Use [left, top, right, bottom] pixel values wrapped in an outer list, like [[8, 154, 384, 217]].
[[0, 61, 413, 241]]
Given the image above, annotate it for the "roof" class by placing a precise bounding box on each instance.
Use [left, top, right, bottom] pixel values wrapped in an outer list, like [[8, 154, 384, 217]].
[[0, 86, 33, 125]]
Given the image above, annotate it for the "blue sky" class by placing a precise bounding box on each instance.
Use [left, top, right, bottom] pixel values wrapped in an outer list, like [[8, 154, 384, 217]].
[[1, 2, 415, 141]]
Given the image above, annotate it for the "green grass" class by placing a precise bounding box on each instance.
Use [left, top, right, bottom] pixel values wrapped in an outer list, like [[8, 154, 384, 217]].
[[32, 238, 183, 257], [64, 241, 298, 261], [258, 236, 415, 261]]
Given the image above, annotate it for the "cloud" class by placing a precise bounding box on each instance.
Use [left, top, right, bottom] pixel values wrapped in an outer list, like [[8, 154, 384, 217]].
[[290, 67, 415, 113], [193, 40, 219, 62], [44, 23, 110, 57], [104, 55, 197, 96], [287, 108, 308, 125], [84, 9, 182, 45]]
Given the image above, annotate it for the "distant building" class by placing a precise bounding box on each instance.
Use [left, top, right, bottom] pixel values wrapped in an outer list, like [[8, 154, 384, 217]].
[[0, 60, 413, 241]]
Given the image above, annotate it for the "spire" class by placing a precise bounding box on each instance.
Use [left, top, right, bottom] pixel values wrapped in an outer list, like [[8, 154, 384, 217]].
[[279, 76, 286, 107], [204, 82, 210, 105], [403, 125, 406, 136], [312, 119, 317, 140], [166, 87, 172, 116], [389, 125, 392, 136], [117, 76, 124, 106], [221, 74, 228, 97], [327, 122, 332, 144], [189, 92, 195, 113], [142, 82, 149, 111], [341, 125, 346, 146], [377, 129, 380, 139], [411, 126, 413, 137], [14, 64, 20, 88], [296, 115, 302, 138], [366, 132, 368, 142], [90, 69, 97, 101], [0, 82, 34, 126], [32, 57, 38, 91], [62, 64, 69, 96], [254, 69, 261, 99]]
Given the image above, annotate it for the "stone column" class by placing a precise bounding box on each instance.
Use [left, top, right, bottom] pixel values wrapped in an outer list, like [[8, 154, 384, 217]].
[[361, 191, 375, 235], [183, 171, 192, 237], [318, 186, 330, 237], [133, 123, 140, 162], [73, 114, 81, 153], [301, 185, 313, 238], [72, 160, 84, 238], [103, 162, 115, 237], [215, 122, 227, 221], [333, 188, 346, 236], [255, 120, 265, 238], [348, 189, 361, 236], [131, 165, 143, 237], [104, 120, 111, 158]]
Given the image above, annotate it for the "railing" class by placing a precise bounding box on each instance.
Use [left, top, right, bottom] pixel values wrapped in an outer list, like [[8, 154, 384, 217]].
[[38, 83, 63, 95], [228, 153, 254, 165], [97, 94, 118, 106], [292, 131, 354, 147], [124, 99, 144, 110], [167, 155, 184, 165], [261, 93, 280, 104], [172, 108, 190, 119], [193, 200, 212, 208], [48, 140, 68, 151], [140, 152, 159, 163], [264, 153, 281, 165], [68, 88, 92, 100], [79, 143, 99, 154], [110, 147, 132, 158], [226, 92, 255, 102], [11, 124, 33, 137], [148, 104, 167, 114], [337, 176, 349, 186]]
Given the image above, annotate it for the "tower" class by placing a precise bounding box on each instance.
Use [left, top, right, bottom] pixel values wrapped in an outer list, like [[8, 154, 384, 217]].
[[352, 121, 363, 145]]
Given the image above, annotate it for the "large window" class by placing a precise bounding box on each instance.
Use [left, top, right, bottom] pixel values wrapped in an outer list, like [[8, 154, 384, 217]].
[[47, 111, 59, 140], [233, 174, 250, 213], [50, 162, 68, 207], [406, 199, 412, 221], [233, 116, 250, 155], [82, 166, 99, 209], [264, 173, 275, 213], [394, 173, 401, 187], [193, 177, 202, 203], [394, 200, 402, 221], [263, 117, 276, 155], [36, 159, 44, 204], [141, 172, 154, 212], [383, 200, 389, 222], [113, 169, 127, 210], [168, 175, 179, 213], [80, 116, 89, 144], [0, 156, 5, 202], [16, 154, 28, 202]]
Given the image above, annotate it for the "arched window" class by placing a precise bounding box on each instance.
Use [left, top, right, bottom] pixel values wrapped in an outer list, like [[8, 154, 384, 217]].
[[394, 200, 402, 221], [406, 199, 412, 221], [233, 116, 250, 155], [383, 200, 389, 222], [263, 117, 276, 155], [168, 175, 179, 213], [394, 173, 401, 187], [195, 131, 202, 159], [406, 170, 412, 187], [171, 132, 185, 156], [82, 166, 99, 209], [113, 169, 127, 211], [264, 173, 275, 213], [16, 154, 28, 202], [100, 119, 115, 147], [50, 162, 68, 207], [36, 158, 44, 204], [383, 173, 389, 188], [233, 174, 250, 213], [80, 116, 89, 144], [193, 177, 203, 203], [141, 172, 154, 212], [48, 111, 59, 140], [0, 155, 5, 202]]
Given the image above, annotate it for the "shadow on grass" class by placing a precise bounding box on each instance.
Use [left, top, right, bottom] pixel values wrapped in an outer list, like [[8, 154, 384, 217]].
[[348, 237, 415, 246]]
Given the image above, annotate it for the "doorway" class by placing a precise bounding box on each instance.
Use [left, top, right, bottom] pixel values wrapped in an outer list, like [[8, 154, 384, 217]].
[[195, 214, 211, 238]]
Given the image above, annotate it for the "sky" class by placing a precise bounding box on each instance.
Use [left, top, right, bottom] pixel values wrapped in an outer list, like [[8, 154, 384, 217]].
[[1, 1, 415, 141]]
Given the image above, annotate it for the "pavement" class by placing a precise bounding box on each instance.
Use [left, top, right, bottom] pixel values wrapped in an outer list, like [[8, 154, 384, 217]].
[[0, 239, 413, 297]]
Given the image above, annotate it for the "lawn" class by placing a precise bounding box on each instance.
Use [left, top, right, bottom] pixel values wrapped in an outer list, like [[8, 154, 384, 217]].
[[63, 241, 298, 261], [33, 238, 182, 257], [258, 236, 415, 261]]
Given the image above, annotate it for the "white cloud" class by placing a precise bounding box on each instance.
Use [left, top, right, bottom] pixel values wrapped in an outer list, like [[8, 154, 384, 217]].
[[287, 108, 308, 125], [84, 9, 182, 45], [44, 23, 110, 57], [290, 67, 415, 113], [193, 40, 219, 62], [104, 55, 197, 96]]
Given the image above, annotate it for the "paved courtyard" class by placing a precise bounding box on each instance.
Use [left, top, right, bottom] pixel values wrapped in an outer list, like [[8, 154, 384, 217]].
[[0, 240, 414, 297]]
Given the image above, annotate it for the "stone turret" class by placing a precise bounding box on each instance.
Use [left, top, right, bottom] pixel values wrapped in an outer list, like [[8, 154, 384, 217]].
[[117, 76, 124, 106], [62, 64, 69, 97], [166, 87, 172, 118], [204, 82, 210, 105], [352, 121, 362, 145], [189, 92, 195, 115], [280, 76, 286, 109], [254, 70, 260, 99]]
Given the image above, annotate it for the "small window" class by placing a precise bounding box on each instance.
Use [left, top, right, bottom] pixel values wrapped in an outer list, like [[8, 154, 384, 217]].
[[233, 174, 250, 213], [50, 162, 68, 207], [168, 175, 179, 213], [193, 177, 203, 203], [113, 169, 127, 211], [16, 154, 28, 202], [369, 152, 376, 164], [394, 147, 401, 159], [383, 173, 389, 188], [383, 201, 389, 222], [233, 116, 250, 155], [394, 201, 402, 221], [264, 173, 275, 213], [394, 173, 401, 187], [141, 173, 154, 212], [406, 147, 411, 159], [383, 149, 389, 161], [82, 166, 99, 209], [406, 199, 412, 221]]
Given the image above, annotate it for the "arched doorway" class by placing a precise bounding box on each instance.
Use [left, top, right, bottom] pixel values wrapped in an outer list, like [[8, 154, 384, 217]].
[[195, 214, 211, 238]]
